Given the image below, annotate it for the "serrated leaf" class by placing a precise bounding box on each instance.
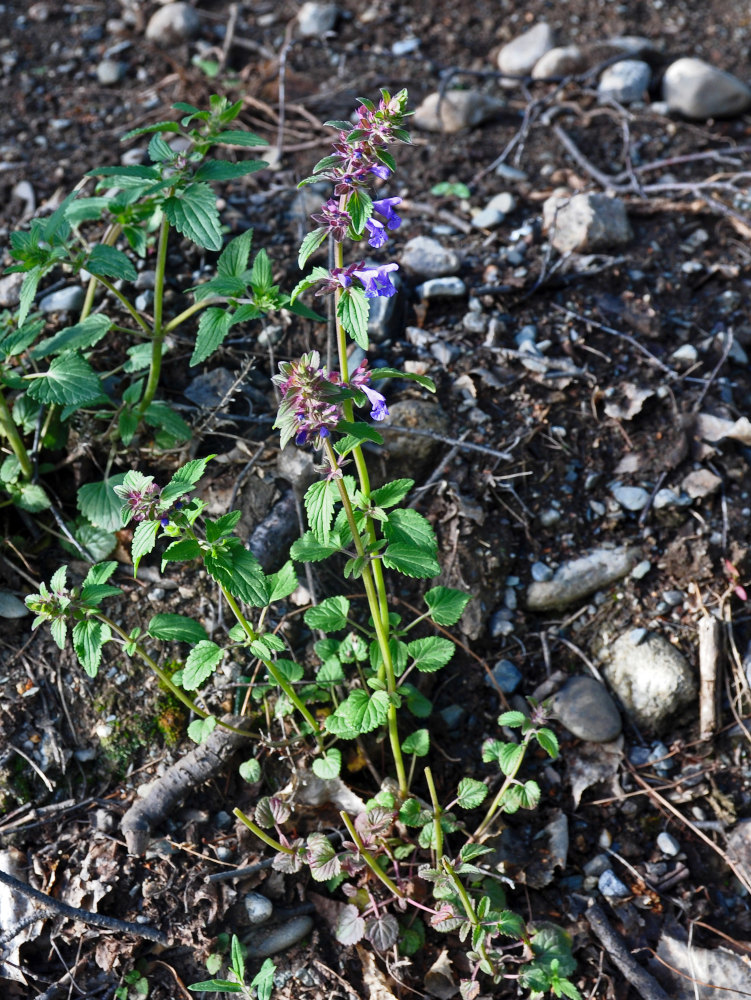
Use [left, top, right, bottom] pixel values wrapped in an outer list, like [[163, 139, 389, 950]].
[[304, 479, 337, 545], [213, 130, 267, 147], [13, 482, 51, 513], [401, 728, 429, 756], [190, 306, 232, 366], [311, 748, 342, 780], [456, 777, 488, 810], [347, 188, 372, 235], [148, 614, 209, 644], [79, 584, 121, 606], [384, 508, 437, 552], [370, 479, 414, 509], [239, 758, 261, 783], [119, 409, 138, 446], [402, 682, 432, 719], [26, 353, 102, 405], [183, 640, 224, 689], [166, 455, 214, 490], [497, 742, 525, 777], [424, 586, 471, 626], [121, 121, 180, 141], [72, 619, 110, 677], [162, 538, 201, 566], [143, 401, 191, 442], [366, 913, 399, 952], [382, 543, 440, 579], [325, 688, 389, 737], [406, 636, 454, 673], [187, 716, 217, 744], [306, 831, 341, 880], [536, 727, 559, 759], [337, 286, 369, 350], [163, 182, 222, 252], [16, 267, 43, 327], [498, 710, 527, 729], [333, 420, 384, 457], [205, 510, 242, 542], [30, 314, 112, 359], [77, 474, 128, 531], [267, 561, 298, 602], [304, 595, 349, 632], [255, 796, 289, 828], [217, 228, 253, 278], [131, 519, 160, 574], [298, 227, 328, 268], [370, 367, 436, 392], [86, 244, 137, 281], [83, 561, 118, 587], [290, 531, 339, 562], [336, 904, 365, 946], [194, 159, 267, 181]]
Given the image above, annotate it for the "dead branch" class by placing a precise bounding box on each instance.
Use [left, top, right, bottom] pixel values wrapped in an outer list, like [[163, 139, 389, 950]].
[[121, 715, 253, 855], [699, 615, 723, 740], [585, 903, 672, 1000]]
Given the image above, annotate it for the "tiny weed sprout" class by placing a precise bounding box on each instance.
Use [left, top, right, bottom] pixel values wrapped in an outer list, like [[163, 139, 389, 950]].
[[26, 91, 580, 1000]]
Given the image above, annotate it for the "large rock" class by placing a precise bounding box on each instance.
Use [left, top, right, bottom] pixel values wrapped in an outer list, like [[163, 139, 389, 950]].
[[145, 2, 200, 45], [656, 932, 751, 1000], [526, 546, 639, 611], [662, 58, 751, 119], [603, 631, 697, 732], [412, 90, 505, 133], [543, 192, 633, 253], [497, 22, 554, 77], [553, 676, 622, 742], [401, 236, 460, 279]]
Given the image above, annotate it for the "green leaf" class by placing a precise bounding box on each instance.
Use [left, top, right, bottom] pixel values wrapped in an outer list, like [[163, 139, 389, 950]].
[[16, 267, 43, 327], [187, 715, 217, 744], [86, 244, 137, 282], [188, 980, 243, 993], [456, 777, 488, 810], [382, 543, 440, 579], [49, 617, 67, 650], [249, 248, 272, 290], [131, 519, 160, 575], [205, 541, 269, 607], [337, 286, 369, 350], [347, 188, 373, 235], [143, 401, 191, 442], [239, 758, 261, 783], [13, 482, 51, 513], [30, 314, 112, 359], [424, 586, 471, 626], [384, 508, 437, 552], [72, 619, 111, 678], [325, 688, 389, 737], [217, 229, 253, 278], [298, 227, 328, 268], [83, 561, 118, 586], [334, 420, 384, 456], [230, 934, 245, 984], [88, 163, 160, 183], [267, 561, 298, 602], [498, 710, 527, 729], [305, 479, 337, 545], [312, 748, 342, 780], [165, 455, 214, 491], [536, 727, 559, 760], [184, 640, 224, 689], [370, 479, 414, 509], [190, 307, 232, 366], [213, 130, 267, 147], [78, 474, 128, 532], [148, 614, 209, 644], [194, 159, 266, 181], [205, 511, 242, 543], [402, 682, 432, 719], [370, 367, 436, 392], [121, 121, 181, 141], [497, 742, 525, 777], [79, 584, 122, 606], [304, 596, 349, 632], [290, 531, 340, 562], [64, 518, 116, 562], [250, 958, 276, 1000], [406, 636, 454, 673], [163, 182, 222, 252], [162, 538, 201, 566], [26, 354, 102, 405], [401, 729, 430, 757], [118, 409, 138, 446]]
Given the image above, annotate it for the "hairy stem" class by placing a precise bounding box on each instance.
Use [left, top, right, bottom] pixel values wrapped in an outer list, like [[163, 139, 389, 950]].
[[441, 857, 492, 969], [233, 808, 294, 854], [473, 731, 534, 842], [137, 214, 170, 416], [424, 766, 443, 860], [0, 386, 32, 480], [340, 810, 404, 899]]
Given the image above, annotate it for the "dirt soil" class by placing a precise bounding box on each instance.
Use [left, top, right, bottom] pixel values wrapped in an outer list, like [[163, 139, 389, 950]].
[[2, 1, 751, 998]]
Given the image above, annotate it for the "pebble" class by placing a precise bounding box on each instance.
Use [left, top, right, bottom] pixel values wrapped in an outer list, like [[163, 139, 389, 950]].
[[487, 659, 522, 694], [671, 343, 698, 365], [184, 367, 237, 409], [0, 272, 24, 307], [401, 236, 460, 278], [39, 286, 85, 313], [96, 59, 125, 85], [412, 91, 505, 133], [244, 892, 274, 925], [135, 291, 153, 312], [368, 284, 402, 342], [495, 163, 528, 182], [602, 630, 697, 733], [653, 487, 690, 510], [297, 2, 339, 36], [497, 22, 555, 78], [415, 276, 467, 299], [538, 507, 561, 528], [244, 915, 313, 958], [681, 468, 721, 499], [543, 192, 633, 253], [662, 57, 751, 120], [657, 831, 680, 857], [276, 445, 316, 499], [531, 561, 553, 582], [135, 269, 156, 290], [553, 675, 622, 742], [612, 485, 649, 511], [532, 45, 584, 79], [0, 592, 29, 618], [727, 818, 751, 871], [472, 192, 516, 229], [598, 869, 631, 899], [145, 2, 201, 45], [526, 545, 639, 611], [440, 704, 465, 729], [462, 311, 488, 335], [379, 399, 451, 474], [597, 60, 651, 105], [631, 560, 651, 580]]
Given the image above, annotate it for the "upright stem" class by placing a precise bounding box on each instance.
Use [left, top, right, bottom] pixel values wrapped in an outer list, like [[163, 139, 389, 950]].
[[424, 766, 443, 860], [473, 731, 534, 842], [0, 386, 32, 479], [137, 215, 170, 416]]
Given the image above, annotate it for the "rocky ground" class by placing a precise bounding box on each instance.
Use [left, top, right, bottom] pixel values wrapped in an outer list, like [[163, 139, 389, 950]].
[[2, 0, 751, 998]]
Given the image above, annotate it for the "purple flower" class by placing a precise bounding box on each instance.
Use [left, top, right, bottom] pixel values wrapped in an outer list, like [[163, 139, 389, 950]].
[[370, 164, 391, 180], [311, 198, 351, 242], [360, 384, 389, 421], [160, 516, 170, 527], [372, 197, 402, 230], [353, 262, 399, 298], [365, 217, 387, 248]]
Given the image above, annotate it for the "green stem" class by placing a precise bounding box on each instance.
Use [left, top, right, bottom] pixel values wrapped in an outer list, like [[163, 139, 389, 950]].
[[233, 808, 293, 854], [94, 277, 151, 336], [137, 214, 170, 416], [441, 857, 493, 969], [340, 811, 404, 899], [473, 732, 534, 842], [162, 297, 221, 335], [424, 766, 443, 860], [0, 386, 32, 480]]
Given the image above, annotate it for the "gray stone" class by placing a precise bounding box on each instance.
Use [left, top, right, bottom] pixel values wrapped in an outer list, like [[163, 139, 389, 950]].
[[244, 892, 273, 925], [603, 35, 657, 58], [657, 831, 680, 857], [297, 2, 339, 37], [603, 630, 697, 732], [277, 445, 316, 499], [597, 60, 651, 104], [612, 485, 649, 511], [135, 269, 156, 290], [531, 561, 553, 582], [244, 915, 313, 958], [553, 676, 622, 742], [538, 507, 561, 528], [0, 592, 30, 618], [257, 324, 284, 348], [631, 560, 651, 580], [379, 399, 450, 474], [0, 272, 24, 307], [412, 90, 505, 133], [39, 286, 85, 313], [462, 311, 488, 335], [488, 659, 522, 694], [526, 546, 639, 611], [662, 57, 751, 120], [415, 277, 466, 299], [653, 487, 690, 509], [497, 22, 555, 77], [402, 236, 460, 278], [656, 932, 751, 1000], [134, 290, 153, 312], [96, 59, 125, 85], [598, 869, 630, 898], [532, 45, 584, 80], [727, 819, 751, 871], [440, 704, 465, 729], [472, 192, 516, 229], [184, 367, 236, 409], [543, 192, 633, 253], [145, 2, 200, 45], [671, 343, 698, 365], [368, 284, 401, 342], [681, 468, 721, 499]]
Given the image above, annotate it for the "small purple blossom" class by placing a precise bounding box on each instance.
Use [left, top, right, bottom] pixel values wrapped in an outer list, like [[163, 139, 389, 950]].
[[160, 516, 170, 527], [353, 262, 399, 298], [365, 217, 387, 248], [360, 384, 389, 421], [372, 197, 402, 230], [370, 164, 391, 180], [311, 198, 351, 242], [273, 351, 344, 449]]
